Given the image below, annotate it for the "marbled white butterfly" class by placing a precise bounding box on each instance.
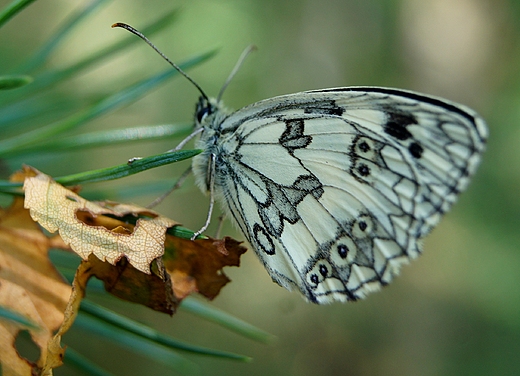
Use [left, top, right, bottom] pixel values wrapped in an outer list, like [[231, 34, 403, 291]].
[[115, 23, 487, 304]]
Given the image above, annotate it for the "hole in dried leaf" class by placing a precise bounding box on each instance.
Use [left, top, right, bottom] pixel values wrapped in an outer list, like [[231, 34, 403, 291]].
[[76, 210, 97, 226], [14, 329, 40, 363], [76, 210, 134, 233]]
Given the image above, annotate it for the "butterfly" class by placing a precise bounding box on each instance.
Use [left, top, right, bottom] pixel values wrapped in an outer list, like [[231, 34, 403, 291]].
[[113, 23, 488, 304], [190, 88, 487, 304]]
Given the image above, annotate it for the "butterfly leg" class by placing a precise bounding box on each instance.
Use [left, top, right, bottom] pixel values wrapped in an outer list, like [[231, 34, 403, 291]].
[[213, 214, 226, 238], [191, 153, 216, 240], [169, 127, 203, 152]]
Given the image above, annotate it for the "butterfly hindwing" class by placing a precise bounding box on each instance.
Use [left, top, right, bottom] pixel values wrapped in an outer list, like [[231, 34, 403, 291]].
[[192, 87, 487, 303]]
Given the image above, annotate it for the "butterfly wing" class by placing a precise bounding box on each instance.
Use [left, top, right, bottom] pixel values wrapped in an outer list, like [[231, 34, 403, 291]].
[[194, 87, 487, 304]]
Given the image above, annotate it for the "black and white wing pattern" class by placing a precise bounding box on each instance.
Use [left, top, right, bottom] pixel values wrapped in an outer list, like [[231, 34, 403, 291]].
[[191, 87, 487, 304]]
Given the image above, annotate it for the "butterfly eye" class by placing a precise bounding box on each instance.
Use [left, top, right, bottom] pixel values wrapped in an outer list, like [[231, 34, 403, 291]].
[[195, 96, 213, 123], [196, 107, 211, 123]]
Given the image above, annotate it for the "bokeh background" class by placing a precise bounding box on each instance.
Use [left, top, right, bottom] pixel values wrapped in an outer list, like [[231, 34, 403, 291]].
[[1, 0, 519, 375]]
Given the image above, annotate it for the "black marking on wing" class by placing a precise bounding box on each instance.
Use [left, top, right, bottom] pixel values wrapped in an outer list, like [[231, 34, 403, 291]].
[[311, 87, 480, 125], [383, 111, 417, 141], [303, 99, 345, 116], [279, 119, 312, 151], [408, 142, 424, 158], [257, 175, 323, 237], [253, 223, 275, 255]]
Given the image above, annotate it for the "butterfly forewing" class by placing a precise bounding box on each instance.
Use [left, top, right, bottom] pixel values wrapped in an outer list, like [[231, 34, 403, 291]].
[[192, 87, 487, 304]]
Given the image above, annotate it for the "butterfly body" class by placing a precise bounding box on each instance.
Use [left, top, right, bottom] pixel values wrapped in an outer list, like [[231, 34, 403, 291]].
[[191, 87, 487, 304]]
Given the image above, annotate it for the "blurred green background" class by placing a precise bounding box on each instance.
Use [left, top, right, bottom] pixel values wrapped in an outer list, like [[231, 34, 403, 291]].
[[1, 0, 519, 375]]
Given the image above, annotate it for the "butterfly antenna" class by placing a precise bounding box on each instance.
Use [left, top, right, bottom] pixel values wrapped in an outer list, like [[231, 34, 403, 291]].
[[112, 22, 209, 102], [217, 45, 257, 103]]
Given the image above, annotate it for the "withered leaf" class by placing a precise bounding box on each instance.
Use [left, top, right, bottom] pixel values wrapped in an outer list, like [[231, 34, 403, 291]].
[[14, 166, 248, 374], [83, 254, 177, 314], [23, 167, 177, 274], [164, 236, 247, 300], [0, 196, 70, 375]]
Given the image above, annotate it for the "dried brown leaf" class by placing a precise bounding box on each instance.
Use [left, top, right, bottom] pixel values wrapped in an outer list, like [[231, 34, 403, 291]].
[[164, 236, 247, 300], [0, 197, 70, 375], [23, 167, 177, 274], [0, 167, 249, 374], [42, 259, 90, 375], [83, 254, 177, 314]]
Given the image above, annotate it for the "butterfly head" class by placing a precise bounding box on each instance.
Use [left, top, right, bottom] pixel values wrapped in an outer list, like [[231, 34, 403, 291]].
[[194, 96, 231, 132], [195, 96, 215, 125]]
